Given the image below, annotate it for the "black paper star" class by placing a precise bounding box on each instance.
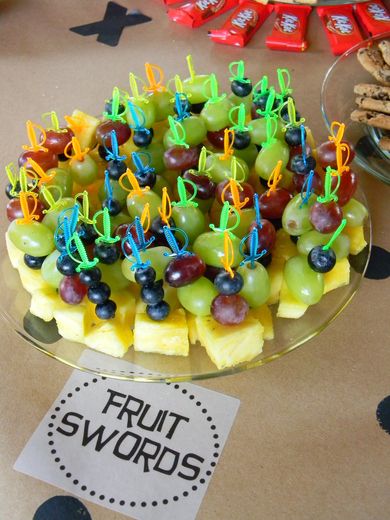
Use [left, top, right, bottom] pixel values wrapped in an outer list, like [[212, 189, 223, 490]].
[[70, 2, 152, 47]]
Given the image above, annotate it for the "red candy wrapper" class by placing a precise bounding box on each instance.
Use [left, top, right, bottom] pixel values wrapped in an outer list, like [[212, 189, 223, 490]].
[[354, 1, 390, 37], [168, 0, 239, 28], [265, 4, 311, 52], [208, 1, 273, 47], [317, 5, 364, 56]]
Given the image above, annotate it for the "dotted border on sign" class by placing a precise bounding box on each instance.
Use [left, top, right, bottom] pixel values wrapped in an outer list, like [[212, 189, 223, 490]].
[[48, 375, 220, 509]]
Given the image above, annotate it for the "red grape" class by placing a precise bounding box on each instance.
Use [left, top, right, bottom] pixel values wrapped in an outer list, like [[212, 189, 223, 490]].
[[216, 180, 254, 208], [59, 275, 87, 304], [163, 146, 200, 171], [310, 201, 343, 234], [115, 222, 152, 256], [292, 170, 323, 195], [248, 219, 276, 252], [317, 140, 355, 170], [41, 128, 74, 155], [164, 254, 205, 287], [96, 120, 131, 147], [331, 169, 357, 206], [259, 188, 292, 219], [207, 128, 227, 149], [182, 170, 216, 200], [211, 294, 249, 325], [18, 149, 58, 171], [6, 197, 45, 222]]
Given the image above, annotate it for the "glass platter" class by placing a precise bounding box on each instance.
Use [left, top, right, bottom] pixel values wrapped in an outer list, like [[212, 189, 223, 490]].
[[269, 0, 368, 5], [0, 198, 371, 382], [321, 32, 390, 185]]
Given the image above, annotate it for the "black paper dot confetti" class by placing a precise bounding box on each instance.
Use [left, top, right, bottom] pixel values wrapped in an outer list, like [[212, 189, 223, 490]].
[[376, 395, 390, 435], [33, 496, 92, 520]]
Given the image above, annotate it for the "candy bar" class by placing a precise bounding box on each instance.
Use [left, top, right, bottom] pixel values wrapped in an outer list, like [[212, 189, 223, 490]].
[[354, 1, 390, 37], [168, 0, 239, 28], [208, 1, 273, 47], [317, 5, 364, 55], [265, 4, 311, 52]]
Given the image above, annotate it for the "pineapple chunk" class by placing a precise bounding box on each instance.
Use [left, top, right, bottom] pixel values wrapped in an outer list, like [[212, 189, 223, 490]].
[[249, 305, 274, 340], [267, 257, 285, 305], [273, 229, 298, 261], [134, 309, 189, 356], [195, 315, 264, 370], [53, 301, 88, 343], [5, 232, 24, 268], [30, 287, 60, 322], [324, 258, 350, 294], [277, 279, 309, 319], [66, 110, 100, 150], [85, 319, 133, 358], [344, 225, 367, 255], [17, 261, 51, 294], [111, 291, 136, 326], [186, 312, 200, 344]]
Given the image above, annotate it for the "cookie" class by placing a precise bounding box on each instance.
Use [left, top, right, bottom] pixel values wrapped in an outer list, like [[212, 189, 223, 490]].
[[355, 96, 390, 115], [378, 136, 390, 151], [351, 109, 390, 131], [379, 40, 390, 68], [357, 47, 390, 86], [354, 83, 390, 101]]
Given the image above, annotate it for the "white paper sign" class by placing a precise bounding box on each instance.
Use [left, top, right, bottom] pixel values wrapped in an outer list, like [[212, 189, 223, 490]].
[[14, 351, 240, 520]]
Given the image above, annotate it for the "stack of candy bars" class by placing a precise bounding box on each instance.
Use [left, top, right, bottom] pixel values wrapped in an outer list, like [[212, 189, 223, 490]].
[[162, 0, 390, 54]]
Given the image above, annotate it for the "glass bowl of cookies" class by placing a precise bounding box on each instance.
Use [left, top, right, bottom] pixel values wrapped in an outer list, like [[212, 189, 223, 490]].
[[321, 31, 390, 185]]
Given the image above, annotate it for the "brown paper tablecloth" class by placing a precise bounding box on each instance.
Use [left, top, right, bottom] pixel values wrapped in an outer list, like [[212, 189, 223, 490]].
[[1, 1, 390, 518]]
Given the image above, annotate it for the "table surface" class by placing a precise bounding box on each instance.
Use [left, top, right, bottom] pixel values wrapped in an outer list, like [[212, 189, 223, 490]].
[[1, 1, 390, 519]]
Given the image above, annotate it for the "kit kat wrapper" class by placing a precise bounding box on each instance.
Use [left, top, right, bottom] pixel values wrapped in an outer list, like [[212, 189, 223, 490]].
[[209, 1, 273, 47], [266, 4, 311, 52], [354, 1, 390, 37], [317, 4, 364, 55], [168, 0, 239, 28]]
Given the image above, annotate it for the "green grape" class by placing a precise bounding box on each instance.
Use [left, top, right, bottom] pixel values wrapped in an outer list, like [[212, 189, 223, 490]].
[[282, 193, 316, 236], [171, 205, 206, 243], [41, 250, 62, 288], [163, 283, 180, 311], [205, 154, 249, 184], [93, 211, 130, 237], [297, 230, 350, 260], [284, 255, 324, 305], [44, 168, 73, 199], [42, 197, 77, 232], [342, 198, 368, 227], [195, 197, 213, 213], [200, 98, 234, 132], [228, 208, 255, 239], [99, 262, 130, 291], [126, 97, 156, 129], [163, 116, 207, 148], [8, 220, 55, 257], [233, 143, 258, 168], [254, 139, 290, 180], [249, 117, 284, 145], [177, 276, 218, 316], [70, 155, 98, 186], [126, 191, 162, 221], [98, 179, 128, 205], [228, 92, 253, 113], [193, 231, 243, 267], [129, 142, 165, 174], [121, 246, 171, 282], [160, 169, 180, 189], [147, 91, 174, 122], [237, 263, 270, 308], [153, 175, 172, 198], [182, 75, 211, 104]]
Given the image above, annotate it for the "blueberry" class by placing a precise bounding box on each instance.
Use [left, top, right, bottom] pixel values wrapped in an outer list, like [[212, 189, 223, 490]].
[[233, 131, 251, 150], [78, 222, 99, 245], [290, 154, 316, 175], [190, 102, 205, 114], [136, 170, 156, 189], [56, 255, 78, 276], [87, 282, 111, 304], [141, 282, 164, 305], [146, 300, 170, 321], [93, 243, 119, 265], [214, 271, 244, 295], [105, 99, 126, 116], [98, 145, 109, 161], [133, 128, 154, 148], [95, 299, 117, 319], [5, 181, 20, 199], [24, 254, 47, 269], [102, 198, 122, 216], [107, 159, 127, 180], [285, 127, 304, 147], [308, 246, 336, 273], [231, 79, 252, 98], [135, 266, 156, 286], [174, 98, 191, 117], [79, 267, 102, 286], [150, 216, 175, 243]]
